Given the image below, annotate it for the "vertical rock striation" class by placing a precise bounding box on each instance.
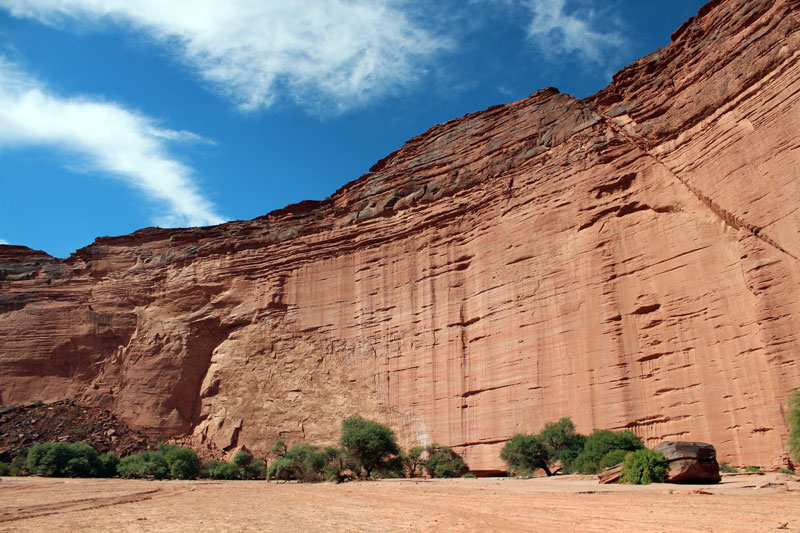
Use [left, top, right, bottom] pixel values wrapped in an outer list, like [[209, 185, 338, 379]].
[[1, 0, 799, 472]]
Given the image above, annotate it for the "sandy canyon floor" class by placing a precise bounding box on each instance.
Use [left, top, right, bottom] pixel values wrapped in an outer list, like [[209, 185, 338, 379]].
[[1, 473, 798, 532]]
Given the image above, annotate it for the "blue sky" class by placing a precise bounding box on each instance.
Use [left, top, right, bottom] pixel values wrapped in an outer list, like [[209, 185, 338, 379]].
[[0, 0, 706, 258]]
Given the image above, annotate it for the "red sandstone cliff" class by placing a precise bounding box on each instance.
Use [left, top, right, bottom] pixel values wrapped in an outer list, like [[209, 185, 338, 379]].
[[1, 0, 799, 472]]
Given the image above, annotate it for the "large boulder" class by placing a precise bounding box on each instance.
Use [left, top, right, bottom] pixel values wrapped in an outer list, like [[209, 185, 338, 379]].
[[654, 441, 721, 484]]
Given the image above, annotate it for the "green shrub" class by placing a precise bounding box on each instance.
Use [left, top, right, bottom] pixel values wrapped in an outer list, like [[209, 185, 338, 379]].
[[598, 449, 630, 469], [64, 441, 104, 477], [10, 455, 27, 476], [204, 460, 241, 480], [266, 443, 332, 482], [572, 430, 644, 474], [26, 441, 104, 478], [539, 417, 586, 470], [745, 466, 761, 473], [99, 451, 120, 477], [424, 445, 468, 478], [461, 472, 476, 478], [243, 460, 266, 480], [322, 448, 358, 483], [118, 450, 169, 479], [339, 416, 400, 479], [377, 454, 405, 478], [232, 449, 265, 479], [402, 446, 425, 478], [621, 449, 667, 485], [500, 434, 552, 476], [163, 444, 199, 479], [778, 468, 796, 475], [233, 450, 253, 468], [0, 462, 10, 476], [787, 389, 800, 462], [719, 462, 737, 474]]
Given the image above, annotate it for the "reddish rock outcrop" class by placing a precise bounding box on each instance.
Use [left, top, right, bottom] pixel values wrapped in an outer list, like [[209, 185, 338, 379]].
[[654, 441, 721, 483], [1, 0, 799, 473]]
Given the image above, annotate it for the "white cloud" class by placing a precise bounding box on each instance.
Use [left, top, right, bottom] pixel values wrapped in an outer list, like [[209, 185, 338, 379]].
[[0, 58, 224, 228], [0, 0, 448, 114], [0, 239, 9, 245], [525, 0, 624, 63]]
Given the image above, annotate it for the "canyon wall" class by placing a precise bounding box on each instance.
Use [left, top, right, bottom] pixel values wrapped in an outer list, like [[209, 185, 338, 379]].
[[1, 0, 799, 472]]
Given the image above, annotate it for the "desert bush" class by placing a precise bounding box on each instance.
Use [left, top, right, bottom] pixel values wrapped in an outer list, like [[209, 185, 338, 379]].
[[203, 460, 241, 480], [598, 449, 630, 469], [539, 417, 586, 470], [243, 459, 267, 480], [162, 444, 199, 480], [10, 455, 27, 476], [402, 446, 425, 478], [778, 468, 796, 475], [117, 443, 198, 480], [266, 443, 332, 482], [462, 472, 476, 478], [322, 448, 359, 483], [118, 450, 169, 479], [424, 445, 468, 478], [99, 451, 120, 477], [572, 430, 644, 474], [787, 389, 800, 462], [0, 462, 10, 476], [26, 441, 104, 477], [745, 466, 761, 473], [339, 415, 400, 479], [233, 449, 266, 479], [233, 450, 253, 468], [719, 462, 737, 474], [621, 449, 668, 485], [500, 434, 552, 476]]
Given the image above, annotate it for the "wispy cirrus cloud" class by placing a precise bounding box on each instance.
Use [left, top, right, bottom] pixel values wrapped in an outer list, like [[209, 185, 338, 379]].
[[0, 239, 9, 245], [0, 58, 224, 228], [0, 0, 450, 115], [524, 0, 625, 64]]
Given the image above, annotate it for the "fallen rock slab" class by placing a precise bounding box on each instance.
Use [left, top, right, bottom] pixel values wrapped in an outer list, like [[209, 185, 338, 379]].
[[654, 441, 721, 484]]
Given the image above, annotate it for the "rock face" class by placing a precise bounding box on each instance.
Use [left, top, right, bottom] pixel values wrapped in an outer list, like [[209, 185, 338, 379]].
[[1, 0, 799, 473], [654, 441, 721, 483]]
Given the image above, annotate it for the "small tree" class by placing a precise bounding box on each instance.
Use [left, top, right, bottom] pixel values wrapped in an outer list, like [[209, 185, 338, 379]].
[[339, 415, 399, 479], [270, 438, 288, 458], [500, 434, 552, 476], [424, 445, 468, 478], [571, 429, 644, 474], [539, 417, 586, 469], [621, 449, 668, 485], [402, 446, 425, 478], [787, 389, 800, 462], [233, 449, 265, 479]]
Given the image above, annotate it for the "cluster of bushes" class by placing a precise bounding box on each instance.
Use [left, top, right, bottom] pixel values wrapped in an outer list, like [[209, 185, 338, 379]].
[[24, 441, 119, 478], [0, 441, 265, 481], [0, 415, 470, 483], [266, 415, 469, 482], [500, 417, 668, 484]]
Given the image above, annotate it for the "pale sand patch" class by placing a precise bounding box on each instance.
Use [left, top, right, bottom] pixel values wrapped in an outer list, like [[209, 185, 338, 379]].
[[1, 473, 798, 532]]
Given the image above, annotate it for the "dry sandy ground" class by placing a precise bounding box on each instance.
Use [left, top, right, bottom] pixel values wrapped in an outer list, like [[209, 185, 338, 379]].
[[1, 473, 798, 532]]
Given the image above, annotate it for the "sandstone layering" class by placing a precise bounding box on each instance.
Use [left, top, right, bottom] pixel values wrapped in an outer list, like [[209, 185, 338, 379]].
[[1, 0, 799, 473]]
